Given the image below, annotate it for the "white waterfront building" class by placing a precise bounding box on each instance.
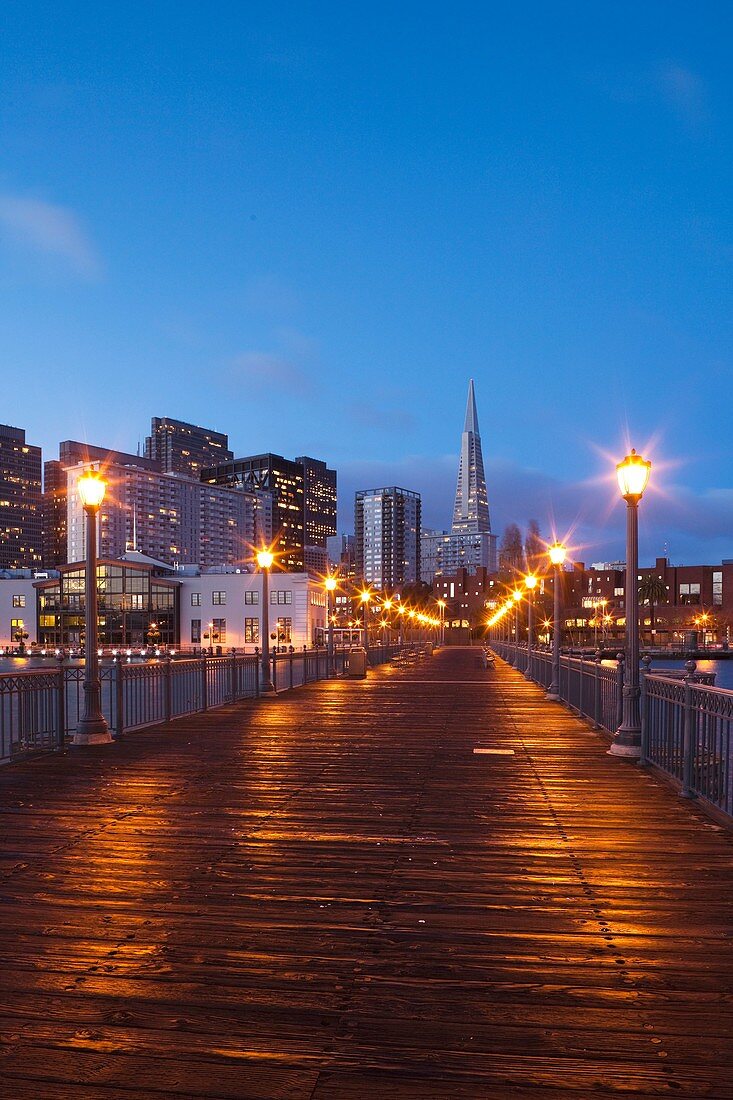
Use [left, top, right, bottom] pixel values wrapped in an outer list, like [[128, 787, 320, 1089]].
[[0, 559, 328, 653]]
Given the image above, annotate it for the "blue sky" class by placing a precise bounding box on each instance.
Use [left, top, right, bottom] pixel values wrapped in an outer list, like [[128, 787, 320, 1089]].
[[2, 3, 732, 565]]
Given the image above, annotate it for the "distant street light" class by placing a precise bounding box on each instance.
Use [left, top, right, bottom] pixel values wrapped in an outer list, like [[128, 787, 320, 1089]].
[[257, 548, 276, 694], [523, 574, 537, 679], [324, 575, 337, 674], [360, 590, 371, 655], [74, 469, 112, 746], [512, 588, 522, 666], [546, 541, 567, 700], [610, 448, 651, 758]]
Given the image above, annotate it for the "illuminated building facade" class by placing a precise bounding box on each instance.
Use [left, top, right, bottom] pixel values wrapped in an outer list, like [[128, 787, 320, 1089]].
[[0, 424, 42, 570], [67, 461, 256, 569], [35, 559, 179, 648], [204, 453, 306, 571], [355, 486, 421, 590], [145, 417, 233, 477]]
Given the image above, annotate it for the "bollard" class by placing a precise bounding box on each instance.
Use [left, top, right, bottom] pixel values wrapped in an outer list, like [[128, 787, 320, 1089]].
[[681, 659, 696, 798]]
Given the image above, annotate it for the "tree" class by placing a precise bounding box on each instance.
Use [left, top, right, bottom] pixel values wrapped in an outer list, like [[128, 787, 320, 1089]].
[[638, 575, 667, 639], [524, 519, 543, 574], [499, 524, 524, 577]]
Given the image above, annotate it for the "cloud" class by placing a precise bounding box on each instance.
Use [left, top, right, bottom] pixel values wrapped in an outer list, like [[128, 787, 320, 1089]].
[[656, 63, 708, 129], [243, 274, 300, 316], [0, 193, 101, 277], [228, 350, 316, 396], [336, 453, 733, 567]]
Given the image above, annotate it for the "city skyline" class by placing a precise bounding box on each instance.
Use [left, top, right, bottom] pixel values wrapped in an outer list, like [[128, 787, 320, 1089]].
[[3, 4, 733, 564]]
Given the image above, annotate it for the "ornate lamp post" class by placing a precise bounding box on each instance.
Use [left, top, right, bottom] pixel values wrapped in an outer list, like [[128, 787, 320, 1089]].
[[257, 549, 276, 694], [546, 541, 567, 700], [609, 448, 651, 758], [324, 575, 337, 674], [360, 590, 371, 655], [437, 599, 446, 646], [523, 574, 537, 679], [397, 603, 406, 645], [74, 469, 112, 746]]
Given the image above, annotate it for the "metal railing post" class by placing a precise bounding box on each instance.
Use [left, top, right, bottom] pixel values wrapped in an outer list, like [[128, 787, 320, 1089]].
[[578, 656, 584, 718], [115, 662, 125, 738], [616, 654, 625, 732], [57, 662, 66, 749], [230, 652, 237, 702], [640, 655, 652, 764], [593, 651, 601, 728], [681, 660, 696, 799], [201, 658, 208, 712], [164, 657, 172, 722]]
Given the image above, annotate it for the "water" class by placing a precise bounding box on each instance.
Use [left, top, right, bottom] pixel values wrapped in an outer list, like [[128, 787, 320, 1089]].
[[649, 658, 733, 691]]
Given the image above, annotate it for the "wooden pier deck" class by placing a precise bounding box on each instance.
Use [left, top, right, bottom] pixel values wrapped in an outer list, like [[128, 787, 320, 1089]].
[[0, 647, 732, 1098]]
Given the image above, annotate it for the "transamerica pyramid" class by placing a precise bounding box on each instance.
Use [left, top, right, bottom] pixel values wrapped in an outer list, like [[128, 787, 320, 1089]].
[[451, 379, 491, 535]]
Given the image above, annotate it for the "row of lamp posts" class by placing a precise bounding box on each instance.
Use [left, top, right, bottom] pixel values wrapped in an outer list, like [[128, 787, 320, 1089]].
[[490, 448, 651, 760]]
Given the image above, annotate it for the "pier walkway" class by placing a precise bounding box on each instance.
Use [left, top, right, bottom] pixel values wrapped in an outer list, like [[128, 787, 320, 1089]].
[[0, 648, 732, 1098]]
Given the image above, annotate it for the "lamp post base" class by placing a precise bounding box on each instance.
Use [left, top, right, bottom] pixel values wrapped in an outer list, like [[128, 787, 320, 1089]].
[[545, 691, 560, 701], [608, 728, 641, 759], [259, 678, 277, 696], [72, 721, 113, 746]]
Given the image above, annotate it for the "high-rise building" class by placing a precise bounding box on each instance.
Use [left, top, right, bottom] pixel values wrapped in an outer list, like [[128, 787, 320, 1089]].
[[66, 462, 256, 569], [42, 441, 160, 567], [329, 534, 357, 581], [452, 378, 490, 534], [145, 417, 233, 477], [355, 487, 421, 591], [421, 380, 497, 583], [294, 456, 337, 548], [0, 424, 42, 570], [203, 453, 305, 570]]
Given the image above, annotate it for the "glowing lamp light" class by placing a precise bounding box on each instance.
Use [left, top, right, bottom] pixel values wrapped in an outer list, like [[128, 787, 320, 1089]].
[[512, 589, 522, 603], [548, 541, 567, 566], [360, 590, 371, 603], [324, 576, 337, 592], [616, 448, 651, 501], [383, 599, 393, 610], [256, 549, 274, 569], [77, 470, 106, 509], [524, 574, 537, 590]]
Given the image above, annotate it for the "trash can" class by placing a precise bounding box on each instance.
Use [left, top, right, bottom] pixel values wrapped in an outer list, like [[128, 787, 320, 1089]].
[[347, 647, 368, 679]]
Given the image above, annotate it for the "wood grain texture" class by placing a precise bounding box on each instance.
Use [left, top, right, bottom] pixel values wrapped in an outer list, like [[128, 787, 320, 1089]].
[[0, 647, 732, 1098]]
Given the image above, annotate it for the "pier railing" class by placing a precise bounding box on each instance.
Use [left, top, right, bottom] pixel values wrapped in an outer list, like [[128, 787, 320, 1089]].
[[490, 640, 733, 823], [0, 643, 423, 764]]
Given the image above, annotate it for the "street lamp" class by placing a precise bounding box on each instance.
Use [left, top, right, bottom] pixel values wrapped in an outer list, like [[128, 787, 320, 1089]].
[[437, 599, 446, 646], [546, 541, 567, 700], [324, 575, 337, 674], [74, 469, 112, 745], [524, 574, 537, 679], [512, 588, 522, 666], [257, 548, 276, 694], [360, 590, 371, 655], [397, 603, 406, 645], [610, 448, 651, 758]]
